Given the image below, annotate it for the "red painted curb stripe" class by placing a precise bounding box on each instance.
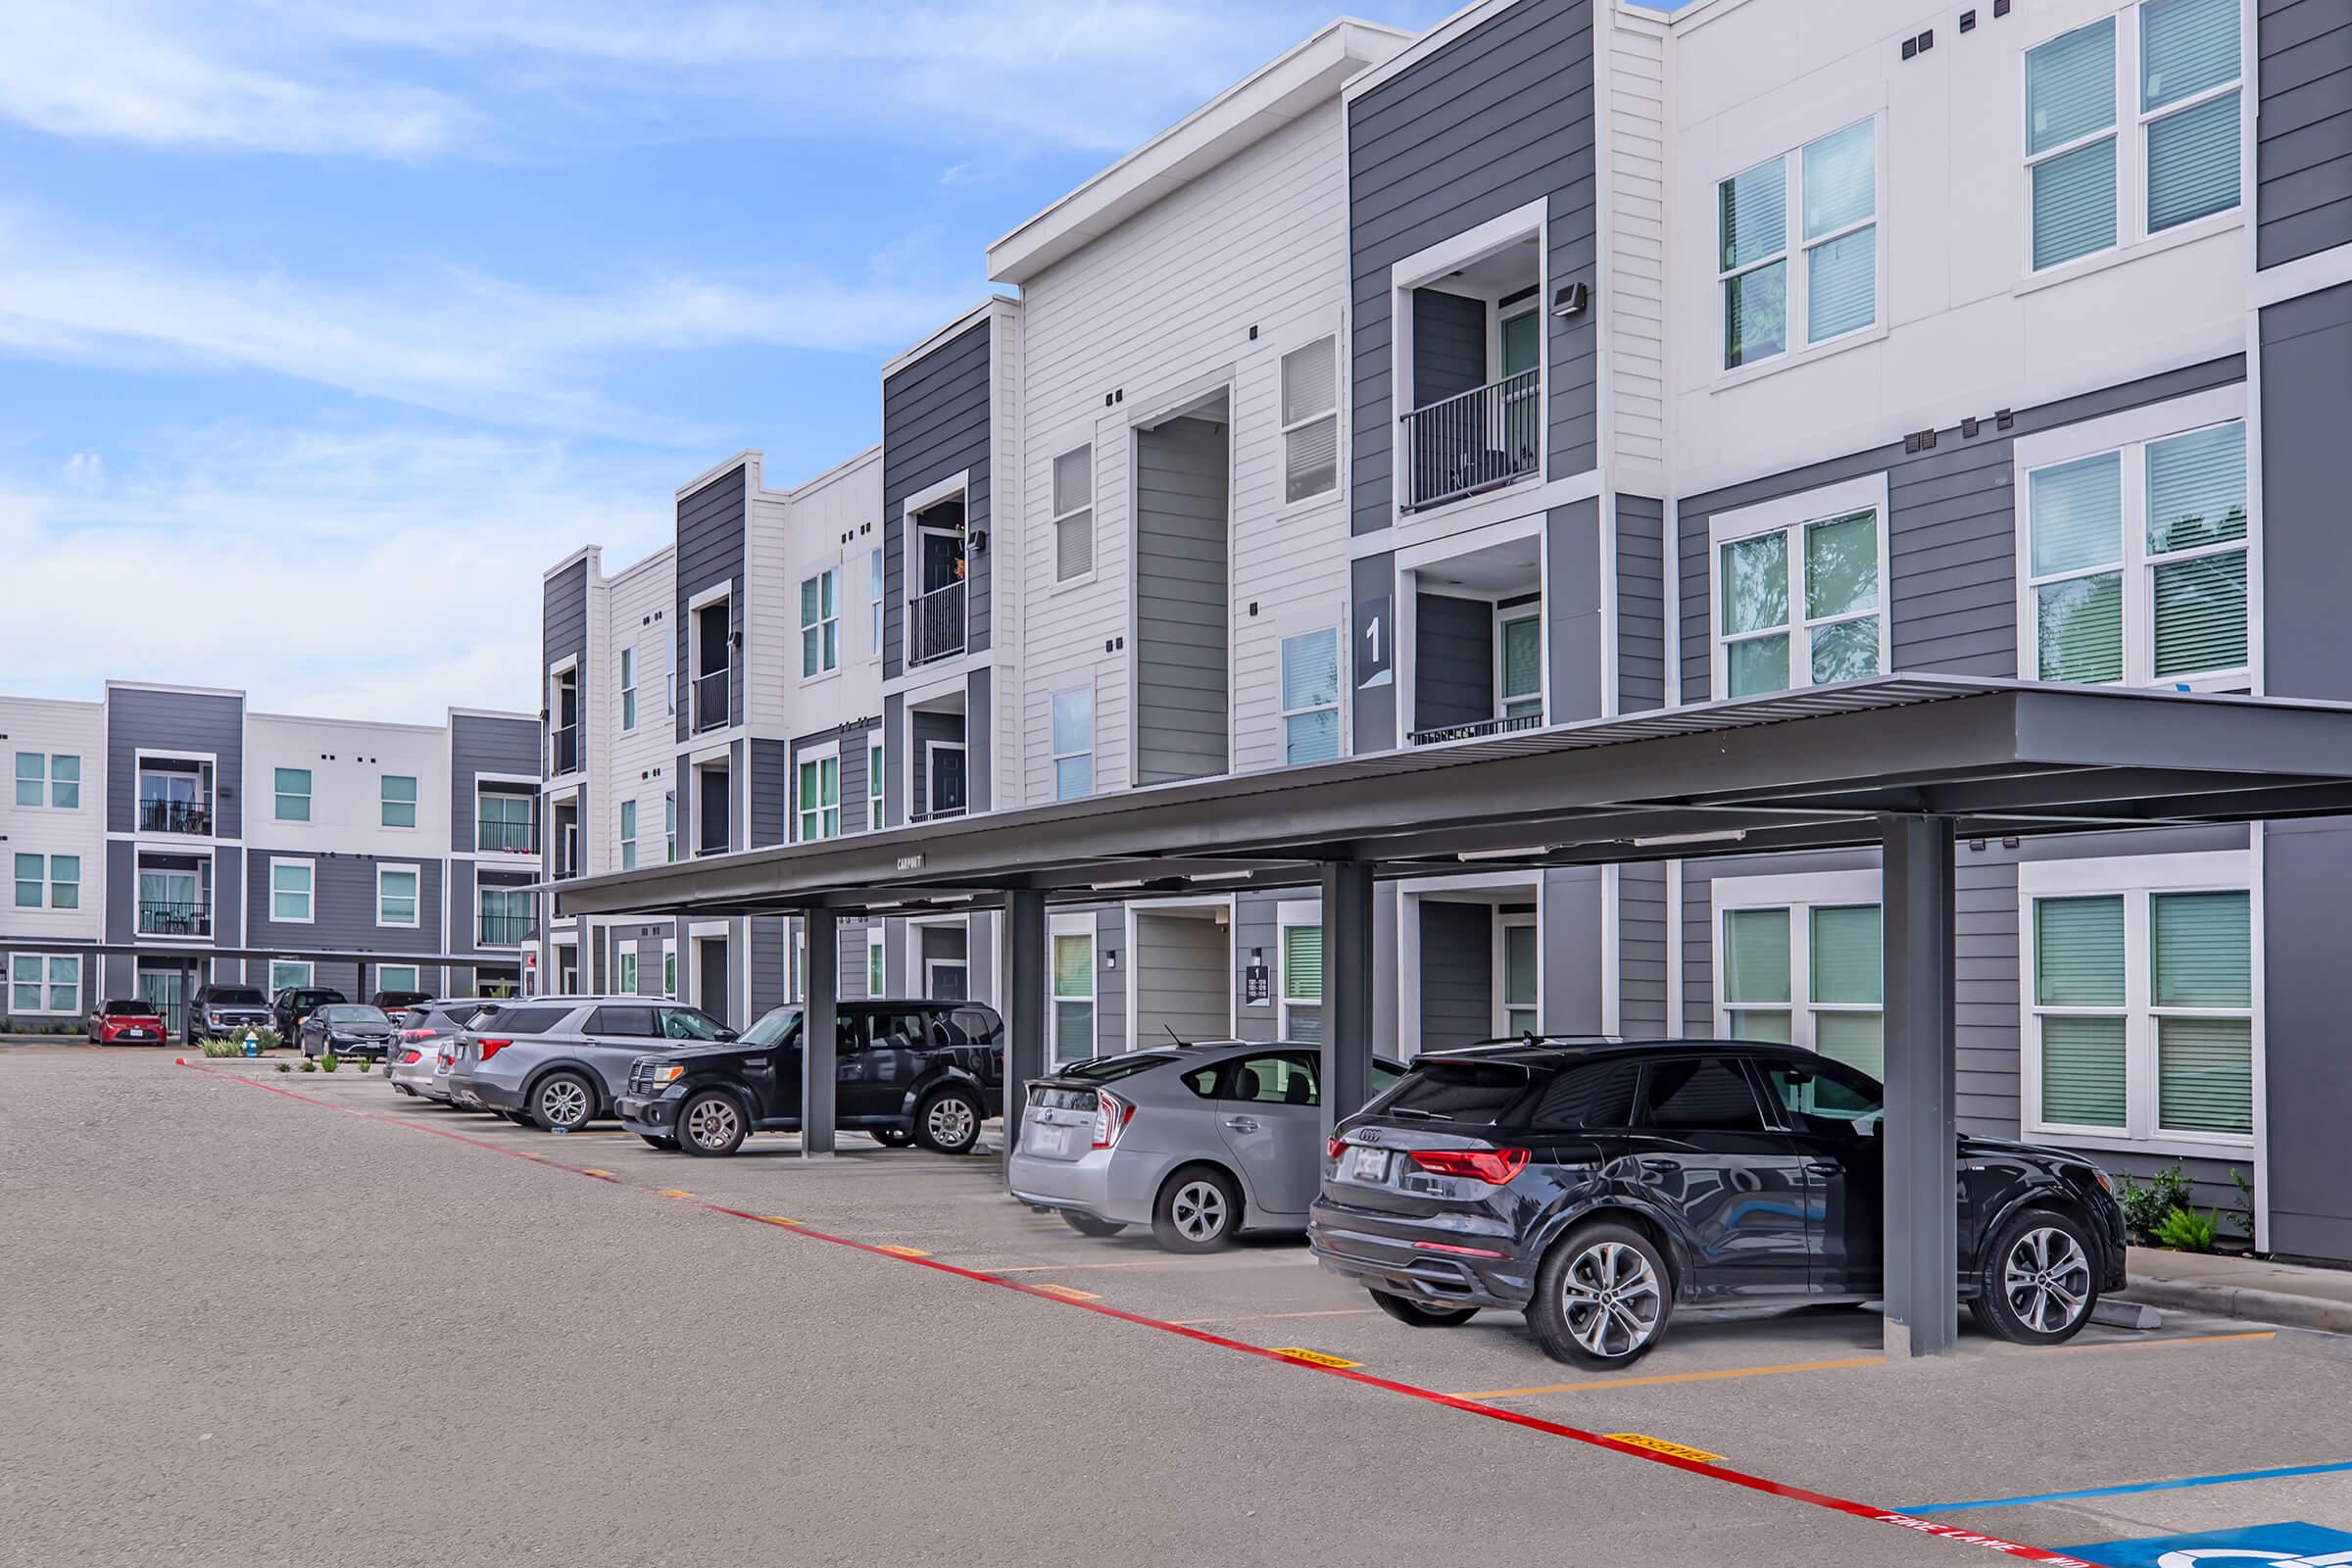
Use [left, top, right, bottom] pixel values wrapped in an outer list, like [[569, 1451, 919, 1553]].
[[187, 1063, 2091, 1566]]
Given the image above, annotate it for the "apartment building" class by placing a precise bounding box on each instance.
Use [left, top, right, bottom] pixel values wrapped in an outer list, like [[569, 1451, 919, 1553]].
[[1, 682, 538, 1033]]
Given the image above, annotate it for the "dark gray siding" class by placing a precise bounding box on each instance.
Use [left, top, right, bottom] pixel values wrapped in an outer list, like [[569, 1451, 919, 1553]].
[[1545, 499, 1604, 723], [750, 739, 789, 848], [107, 687, 243, 838], [1418, 900, 1492, 1050], [242, 853, 443, 956], [1676, 358, 2245, 700], [1542, 867, 1604, 1031], [1618, 861, 1668, 1038], [1412, 593, 1493, 731], [751, 914, 788, 1016], [908, 710, 964, 819], [1615, 495, 1666, 713], [2257, 0, 2352, 270], [1348, 0, 1598, 535], [966, 670, 993, 814], [1134, 415, 1231, 785], [2261, 284, 2352, 701], [214, 847, 243, 950], [1232, 890, 1281, 1043], [1411, 289, 1490, 407], [449, 714, 540, 855], [882, 318, 993, 680], [673, 466, 747, 741], [1350, 552, 1397, 752], [1130, 908, 1229, 1048], [104, 843, 134, 944], [2264, 817, 2352, 1258], [840, 730, 871, 835], [780, 725, 877, 841], [881, 695, 905, 828]]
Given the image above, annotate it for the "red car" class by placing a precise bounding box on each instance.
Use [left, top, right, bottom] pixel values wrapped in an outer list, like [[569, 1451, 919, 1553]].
[[89, 998, 170, 1045]]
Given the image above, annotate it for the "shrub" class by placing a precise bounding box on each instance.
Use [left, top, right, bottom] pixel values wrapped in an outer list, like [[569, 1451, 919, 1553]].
[[275, 1063, 291, 1074], [2118, 1163, 2195, 1241], [320, 1052, 340, 1073], [300, 1060, 318, 1073], [2152, 1205, 2221, 1253], [196, 1026, 282, 1055], [2228, 1167, 2256, 1244]]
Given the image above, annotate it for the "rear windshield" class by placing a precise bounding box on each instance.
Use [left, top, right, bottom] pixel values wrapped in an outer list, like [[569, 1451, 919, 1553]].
[[208, 989, 267, 1005], [1372, 1059, 1538, 1124], [100, 999, 149, 1014], [469, 1004, 571, 1036], [1058, 1052, 1178, 1084], [318, 1005, 387, 1024]]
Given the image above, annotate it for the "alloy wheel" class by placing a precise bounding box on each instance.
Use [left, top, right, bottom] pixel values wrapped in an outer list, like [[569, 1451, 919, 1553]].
[[1169, 1180, 1227, 1243], [539, 1078, 590, 1129], [686, 1097, 740, 1151], [2002, 1226, 2091, 1334], [1559, 1241, 1662, 1360], [925, 1096, 976, 1150]]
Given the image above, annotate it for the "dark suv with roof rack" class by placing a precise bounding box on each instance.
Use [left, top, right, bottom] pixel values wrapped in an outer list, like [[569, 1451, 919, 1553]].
[[1311, 1037, 2127, 1367]]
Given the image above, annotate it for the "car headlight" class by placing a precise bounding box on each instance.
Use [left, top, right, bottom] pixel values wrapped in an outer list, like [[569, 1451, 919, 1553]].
[[2085, 1164, 2115, 1197], [650, 1063, 686, 1087]]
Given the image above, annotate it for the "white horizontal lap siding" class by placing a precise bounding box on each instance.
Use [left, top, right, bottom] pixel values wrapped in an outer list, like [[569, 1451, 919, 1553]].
[[1016, 103, 1354, 807], [745, 494, 793, 735], [243, 713, 452, 859], [603, 552, 676, 871], [994, 310, 1023, 808], [782, 452, 887, 736], [1607, 16, 1668, 485], [0, 698, 104, 942]]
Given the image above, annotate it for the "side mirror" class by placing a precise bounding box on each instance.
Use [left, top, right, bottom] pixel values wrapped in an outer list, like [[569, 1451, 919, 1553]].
[[715, 1028, 739, 1043]]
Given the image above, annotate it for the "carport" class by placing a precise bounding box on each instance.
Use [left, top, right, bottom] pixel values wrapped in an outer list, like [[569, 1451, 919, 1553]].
[[556, 676, 2352, 1358]]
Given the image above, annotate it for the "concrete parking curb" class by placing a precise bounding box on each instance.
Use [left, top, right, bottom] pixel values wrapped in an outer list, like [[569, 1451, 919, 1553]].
[[2116, 1277, 2352, 1337]]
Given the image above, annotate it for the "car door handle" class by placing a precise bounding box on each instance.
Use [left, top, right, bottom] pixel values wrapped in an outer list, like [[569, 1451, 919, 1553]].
[[1223, 1116, 1259, 1133], [1803, 1161, 1841, 1178], [1639, 1158, 1679, 1176]]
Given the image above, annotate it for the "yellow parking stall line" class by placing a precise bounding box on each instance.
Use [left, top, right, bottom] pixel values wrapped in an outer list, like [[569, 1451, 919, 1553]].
[[759, 1216, 801, 1227], [877, 1245, 929, 1257], [579, 1168, 615, 1178], [1451, 1353, 1885, 1400], [1030, 1282, 1101, 1301], [1270, 1348, 1362, 1368], [658, 1188, 695, 1199]]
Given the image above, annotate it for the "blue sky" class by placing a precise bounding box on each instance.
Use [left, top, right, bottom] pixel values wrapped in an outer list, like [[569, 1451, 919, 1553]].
[[0, 0, 1519, 722]]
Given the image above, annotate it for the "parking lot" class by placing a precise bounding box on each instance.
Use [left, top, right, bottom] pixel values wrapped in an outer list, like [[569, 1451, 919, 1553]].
[[6, 1047, 2349, 1568]]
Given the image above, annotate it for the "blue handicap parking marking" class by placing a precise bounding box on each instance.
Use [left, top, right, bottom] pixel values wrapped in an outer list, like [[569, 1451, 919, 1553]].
[[2069, 1521, 2352, 1566]]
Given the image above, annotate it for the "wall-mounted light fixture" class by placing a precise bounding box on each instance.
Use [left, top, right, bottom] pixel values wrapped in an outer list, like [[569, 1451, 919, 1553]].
[[1551, 281, 1590, 318], [969, 530, 989, 554]]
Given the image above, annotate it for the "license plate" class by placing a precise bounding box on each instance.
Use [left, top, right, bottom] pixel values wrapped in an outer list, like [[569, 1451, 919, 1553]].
[[1027, 1124, 1073, 1158], [1345, 1146, 1391, 1183]]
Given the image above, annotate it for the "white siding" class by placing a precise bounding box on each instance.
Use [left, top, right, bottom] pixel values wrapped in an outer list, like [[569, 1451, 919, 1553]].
[[602, 546, 676, 875], [0, 697, 104, 945], [771, 446, 886, 740], [745, 486, 793, 737], [242, 712, 451, 860], [1604, 7, 1670, 491]]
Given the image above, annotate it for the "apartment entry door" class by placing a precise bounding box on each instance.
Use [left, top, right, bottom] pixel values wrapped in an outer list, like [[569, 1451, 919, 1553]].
[[696, 937, 731, 1029], [137, 964, 190, 1038]]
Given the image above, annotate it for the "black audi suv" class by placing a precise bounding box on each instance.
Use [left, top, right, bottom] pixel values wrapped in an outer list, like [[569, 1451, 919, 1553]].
[[1310, 1038, 2127, 1367]]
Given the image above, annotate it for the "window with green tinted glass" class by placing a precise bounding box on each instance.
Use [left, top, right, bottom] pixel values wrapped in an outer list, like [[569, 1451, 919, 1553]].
[[14, 753, 41, 808], [2026, 18, 2119, 270], [275, 768, 312, 822], [1497, 612, 1543, 723], [801, 570, 839, 677], [1053, 931, 1095, 1064], [798, 756, 840, 842], [1283, 923, 1323, 1045], [15, 853, 43, 908], [1717, 120, 1877, 369], [1718, 156, 1787, 368], [2141, 0, 2241, 232], [1502, 919, 1539, 1037], [1723, 906, 1791, 1043], [1719, 508, 1882, 698], [1720, 894, 1882, 1074], [2034, 893, 2130, 1129], [2151, 889, 2250, 1136], [380, 774, 417, 829]]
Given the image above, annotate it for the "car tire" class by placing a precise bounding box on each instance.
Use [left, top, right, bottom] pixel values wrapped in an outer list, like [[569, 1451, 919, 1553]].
[[531, 1071, 597, 1134], [1526, 1221, 1675, 1369], [914, 1088, 983, 1154], [1369, 1290, 1478, 1328], [869, 1127, 914, 1149], [640, 1134, 678, 1151], [1152, 1166, 1241, 1253], [1974, 1206, 2100, 1346], [678, 1091, 747, 1157], [1061, 1211, 1127, 1239]]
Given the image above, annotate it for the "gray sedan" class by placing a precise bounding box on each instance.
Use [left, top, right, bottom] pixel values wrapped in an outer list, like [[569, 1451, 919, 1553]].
[[1007, 1042, 1401, 1252]]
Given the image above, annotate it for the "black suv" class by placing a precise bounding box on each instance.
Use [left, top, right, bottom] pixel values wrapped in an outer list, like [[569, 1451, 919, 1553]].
[[616, 1000, 1005, 1156], [186, 985, 272, 1044], [271, 987, 349, 1038], [1311, 1038, 2128, 1368]]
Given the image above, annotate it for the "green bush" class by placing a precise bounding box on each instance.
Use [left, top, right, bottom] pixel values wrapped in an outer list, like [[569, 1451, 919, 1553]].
[[320, 1052, 340, 1073], [2228, 1167, 2256, 1243], [275, 1063, 291, 1074], [2118, 1163, 2195, 1241], [2152, 1205, 2221, 1253], [196, 1026, 282, 1055], [300, 1060, 318, 1073]]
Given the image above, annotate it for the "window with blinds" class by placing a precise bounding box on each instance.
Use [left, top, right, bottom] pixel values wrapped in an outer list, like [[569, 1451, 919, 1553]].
[[1052, 931, 1095, 1064], [2025, 418, 2247, 688], [1280, 627, 1341, 765], [1053, 445, 1094, 582], [2141, 0, 2241, 232], [1718, 508, 1884, 698], [1717, 118, 1878, 371], [1720, 897, 1884, 1076], [1282, 924, 1323, 1044], [1279, 338, 1340, 504], [1502, 920, 1539, 1037]]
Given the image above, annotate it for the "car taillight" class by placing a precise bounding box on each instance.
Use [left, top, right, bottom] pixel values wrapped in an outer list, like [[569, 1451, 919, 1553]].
[[1406, 1148, 1531, 1185], [477, 1038, 513, 1062], [400, 1051, 422, 1064], [1090, 1090, 1136, 1151], [1326, 1137, 1348, 1161]]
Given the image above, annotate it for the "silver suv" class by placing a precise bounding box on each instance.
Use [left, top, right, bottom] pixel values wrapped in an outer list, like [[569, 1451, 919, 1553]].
[[446, 996, 734, 1131]]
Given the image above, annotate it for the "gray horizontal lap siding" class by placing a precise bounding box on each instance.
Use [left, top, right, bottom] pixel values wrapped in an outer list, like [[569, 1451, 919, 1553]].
[[1546, 500, 1604, 724], [243, 853, 444, 956], [1675, 358, 2245, 701], [1615, 495, 1666, 714], [2260, 283, 2352, 703], [674, 466, 748, 741], [2256, 0, 2352, 270], [1413, 593, 1494, 730], [1419, 900, 1493, 1050], [751, 739, 790, 849], [1094, 906, 1126, 1054], [1411, 289, 1489, 407], [1135, 416, 1232, 786], [450, 714, 540, 856], [1618, 861, 1668, 1038], [1348, 0, 1598, 536], [1232, 890, 1281, 1043], [107, 687, 244, 838], [882, 320, 993, 681], [1350, 553, 1398, 751], [751, 914, 787, 1015]]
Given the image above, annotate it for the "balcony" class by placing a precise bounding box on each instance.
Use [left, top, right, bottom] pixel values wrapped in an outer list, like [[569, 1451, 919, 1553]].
[[138, 899, 212, 938], [693, 668, 730, 734], [1407, 712, 1544, 747], [1400, 368, 1541, 512], [479, 911, 536, 947], [907, 580, 966, 667], [137, 798, 213, 837], [476, 817, 537, 855], [550, 723, 580, 777]]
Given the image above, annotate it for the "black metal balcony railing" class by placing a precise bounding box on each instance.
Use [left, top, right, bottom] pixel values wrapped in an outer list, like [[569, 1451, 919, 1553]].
[[693, 668, 730, 733], [476, 819, 537, 855], [908, 802, 968, 825], [138, 900, 212, 937], [1400, 368, 1541, 511], [908, 580, 967, 666], [137, 799, 212, 836], [1407, 711, 1544, 747], [479, 912, 536, 947], [551, 723, 580, 776]]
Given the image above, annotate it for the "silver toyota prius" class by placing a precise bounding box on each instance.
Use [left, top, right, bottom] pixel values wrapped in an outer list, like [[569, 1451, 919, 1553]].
[[1007, 1041, 1401, 1252]]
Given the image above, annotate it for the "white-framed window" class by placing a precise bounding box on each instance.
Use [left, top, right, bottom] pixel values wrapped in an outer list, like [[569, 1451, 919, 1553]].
[[2021, 409, 2249, 689], [380, 774, 417, 829], [274, 767, 312, 823], [1712, 476, 1889, 698], [868, 741, 884, 830], [1496, 609, 1543, 725], [1053, 444, 1094, 583], [478, 884, 533, 947], [663, 644, 675, 715], [1280, 913, 1322, 1043], [662, 941, 677, 999], [270, 960, 314, 992], [801, 569, 840, 677], [14, 753, 78, 809], [789, 924, 806, 1003], [620, 645, 638, 731], [798, 754, 841, 842], [1715, 870, 1885, 1078], [618, 950, 638, 994], [16, 854, 79, 910], [13, 753, 39, 808], [1279, 336, 1341, 504], [2024, 0, 2240, 274], [1051, 915, 1096, 1064], [2023, 851, 2254, 1152], [1280, 628, 1342, 765], [1052, 685, 1094, 800], [867, 927, 886, 998], [13, 855, 40, 909], [270, 859, 315, 924], [1498, 911, 1540, 1038], [1718, 117, 1879, 369], [664, 790, 677, 863], [619, 800, 638, 870], [869, 548, 885, 655], [51, 855, 78, 910], [378, 963, 420, 994], [377, 865, 420, 928], [9, 953, 78, 1014]]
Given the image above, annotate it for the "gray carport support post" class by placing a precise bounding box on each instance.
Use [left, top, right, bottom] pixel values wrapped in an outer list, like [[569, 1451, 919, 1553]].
[[1003, 890, 1047, 1184], [804, 908, 838, 1157], [1880, 813, 1958, 1358], [1320, 861, 1376, 1139]]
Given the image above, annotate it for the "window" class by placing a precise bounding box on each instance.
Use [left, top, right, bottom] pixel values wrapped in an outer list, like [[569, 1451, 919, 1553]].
[[1758, 1057, 1886, 1136], [2025, 416, 2247, 687], [664, 790, 677, 863], [275, 768, 312, 823], [1718, 119, 1878, 370], [1053, 445, 1094, 582], [2026, 1, 2240, 272], [870, 548, 885, 655], [1717, 502, 1885, 697], [13, 854, 38, 908], [378, 964, 420, 994], [9, 954, 78, 1014], [13, 753, 38, 808], [801, 569, 840, 677], [13, 753, 77, 809], [377, 866, 419, 927], [663, 644, 675, 715], [1640, 1058, 1769, 1132], [271, 860, 315, 923], [619, 800, 638, 870], [1281, 922, 1322, 1043], [380, 775, 416, 829], [49, 856, 78, 911], [867, 928, 885, 997], [478, 792, 532, 854], [1497, 611, 1542, 724], [1279, 337, 1340, 503], [1500, 915, 1539, 1037], [618, 951, 638, 994], [270, 961, 314, 992], [1228, 1052, 1319, 1105], [2026, 856, 2251, 1146], [1052, 686, 1094, 800], [798, 755, 840, 842], [479, 885, 534, 946], [1719, 880, 1884, 1077], [620, 646, 638, 730], [662, 945, 677, 999], [868, 742, 884, 831], [1052, 924, 1095, 1063], [1530, 1060, 1641, 1129], [1280, 628, 1341, 765]]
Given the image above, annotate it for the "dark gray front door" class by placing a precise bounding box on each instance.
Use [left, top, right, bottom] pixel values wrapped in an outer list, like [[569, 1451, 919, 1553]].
[[698, 939, 730, 1028]]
